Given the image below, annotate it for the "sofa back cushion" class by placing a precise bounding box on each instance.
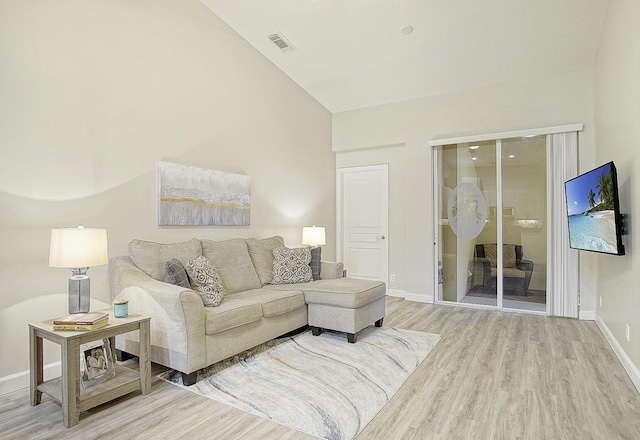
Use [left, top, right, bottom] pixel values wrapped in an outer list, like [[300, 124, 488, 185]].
[[201, 238, 261, 294], [129, 238, 202, 281], [245, 236, 285, 285]]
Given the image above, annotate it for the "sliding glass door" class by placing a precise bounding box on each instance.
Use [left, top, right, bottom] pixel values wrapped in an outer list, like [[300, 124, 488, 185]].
[[434, 136, 547, 312]]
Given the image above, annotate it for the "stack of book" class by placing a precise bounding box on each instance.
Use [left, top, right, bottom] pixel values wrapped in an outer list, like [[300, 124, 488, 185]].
[[53, 312, 110, 331]]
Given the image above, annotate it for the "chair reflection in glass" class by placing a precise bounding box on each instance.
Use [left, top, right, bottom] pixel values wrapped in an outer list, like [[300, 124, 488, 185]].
[[474, 244, 534, 295]]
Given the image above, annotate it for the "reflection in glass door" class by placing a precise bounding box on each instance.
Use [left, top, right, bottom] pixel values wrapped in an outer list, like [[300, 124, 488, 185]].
[[434, 137, 547, 312], [501, 137, 547, 311]]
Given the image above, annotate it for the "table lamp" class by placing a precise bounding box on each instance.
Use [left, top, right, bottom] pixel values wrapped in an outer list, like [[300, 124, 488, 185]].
[[49, 225, 109, 314], [302, 225, 326, 256], [302, 226, 326, 280]]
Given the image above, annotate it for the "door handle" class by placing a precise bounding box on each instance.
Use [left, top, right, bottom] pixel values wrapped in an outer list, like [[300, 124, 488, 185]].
[[381, 235, 386, 240]]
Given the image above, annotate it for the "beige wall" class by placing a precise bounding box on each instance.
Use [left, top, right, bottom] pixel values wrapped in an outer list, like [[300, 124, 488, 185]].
[[0, 0, 334, 384], [593, 0, 640, 373], [334, 69, 597, 306]]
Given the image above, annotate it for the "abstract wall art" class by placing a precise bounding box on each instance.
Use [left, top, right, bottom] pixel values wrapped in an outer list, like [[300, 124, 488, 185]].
[[158, 161, 251, 226]]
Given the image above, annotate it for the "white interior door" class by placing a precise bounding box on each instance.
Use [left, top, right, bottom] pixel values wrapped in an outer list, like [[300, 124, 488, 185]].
[[337, 165, 389, 285]]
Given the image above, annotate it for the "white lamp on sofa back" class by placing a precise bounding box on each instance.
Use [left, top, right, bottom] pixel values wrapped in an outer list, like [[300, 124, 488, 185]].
[[49, 225, 108, 314]]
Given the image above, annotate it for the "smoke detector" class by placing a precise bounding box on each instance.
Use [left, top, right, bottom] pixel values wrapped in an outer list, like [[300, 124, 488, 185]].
[[267, 32, 296, 52]]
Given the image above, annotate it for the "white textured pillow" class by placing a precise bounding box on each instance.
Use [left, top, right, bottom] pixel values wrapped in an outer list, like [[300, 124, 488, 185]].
[[186, 256, 225, 307], [272, 247, 313, 285]]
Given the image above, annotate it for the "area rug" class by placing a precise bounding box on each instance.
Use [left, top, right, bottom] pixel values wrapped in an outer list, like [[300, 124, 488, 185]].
[[158, 326, 441, 440]]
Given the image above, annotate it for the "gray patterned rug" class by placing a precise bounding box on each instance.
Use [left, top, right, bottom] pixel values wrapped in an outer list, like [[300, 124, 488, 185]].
[[158, 326, 441, 440]]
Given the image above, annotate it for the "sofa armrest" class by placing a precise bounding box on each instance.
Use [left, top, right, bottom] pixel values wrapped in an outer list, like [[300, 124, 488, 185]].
[[517, 259, 534, 273], [109, 256, 206, 373], [320, 260, 345, 279]]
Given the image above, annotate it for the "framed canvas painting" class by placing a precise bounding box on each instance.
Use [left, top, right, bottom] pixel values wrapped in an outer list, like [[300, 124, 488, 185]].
[[158, 161, 251, 226]]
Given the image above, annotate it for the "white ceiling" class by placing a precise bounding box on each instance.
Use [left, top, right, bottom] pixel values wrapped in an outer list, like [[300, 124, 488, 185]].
[[200, 0, 610, 113]]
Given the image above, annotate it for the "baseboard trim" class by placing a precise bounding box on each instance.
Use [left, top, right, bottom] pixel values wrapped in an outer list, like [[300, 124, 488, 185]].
[[387, 289, 406, 298], [386, 290, 434, 303], [579, 310, 596, 321], [0, 361, 61, 396], [404, 292, 434, 304], [595, 313, 640, 394]]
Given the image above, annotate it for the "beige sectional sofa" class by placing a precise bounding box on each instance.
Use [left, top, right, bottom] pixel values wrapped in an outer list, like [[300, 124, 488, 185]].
[[109, 236, 385, 385]]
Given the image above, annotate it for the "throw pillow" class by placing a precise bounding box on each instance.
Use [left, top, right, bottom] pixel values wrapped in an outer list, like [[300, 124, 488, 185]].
[[185, 256, 225, 307], [310, 247, 321, 281], [503, 246, 517, 268], [164, 258, 191, 288], [483, 244, 499, 268], [272, 246, 313, 285], [483, 244, 517, 268]]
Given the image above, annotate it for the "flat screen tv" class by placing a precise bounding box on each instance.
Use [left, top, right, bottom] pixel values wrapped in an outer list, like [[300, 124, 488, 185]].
[[564, 161, 625, 256]]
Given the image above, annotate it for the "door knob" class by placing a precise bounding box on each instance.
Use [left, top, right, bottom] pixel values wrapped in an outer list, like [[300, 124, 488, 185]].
[[381, 235, 386, 240]]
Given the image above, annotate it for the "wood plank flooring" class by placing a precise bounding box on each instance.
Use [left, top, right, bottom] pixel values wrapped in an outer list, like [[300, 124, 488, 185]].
[[2, 297, 639, 439]]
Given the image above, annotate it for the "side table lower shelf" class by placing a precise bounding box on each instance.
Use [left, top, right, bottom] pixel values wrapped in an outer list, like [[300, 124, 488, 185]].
[[38, 364, 143, 412]]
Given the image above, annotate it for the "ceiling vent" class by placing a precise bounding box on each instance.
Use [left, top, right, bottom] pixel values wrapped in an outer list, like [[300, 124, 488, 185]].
[[267, 32, 296, 52]]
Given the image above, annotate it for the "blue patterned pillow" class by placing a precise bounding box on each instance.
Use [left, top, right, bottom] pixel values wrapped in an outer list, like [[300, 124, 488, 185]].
[[271, 247, 313, 285]]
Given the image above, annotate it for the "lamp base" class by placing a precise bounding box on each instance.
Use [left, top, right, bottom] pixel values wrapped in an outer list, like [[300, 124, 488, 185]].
[[69, 268, 90, 314]]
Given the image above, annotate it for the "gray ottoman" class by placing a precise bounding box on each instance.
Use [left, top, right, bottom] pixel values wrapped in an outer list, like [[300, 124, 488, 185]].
[[303, 278, 386, 343]]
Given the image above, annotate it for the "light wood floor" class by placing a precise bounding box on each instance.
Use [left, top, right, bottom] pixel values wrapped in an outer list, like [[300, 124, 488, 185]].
[[2, 297, 639, 439]]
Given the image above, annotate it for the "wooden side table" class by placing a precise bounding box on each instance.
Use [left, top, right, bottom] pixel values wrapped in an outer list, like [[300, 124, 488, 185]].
[[29, 310, 151, 428]]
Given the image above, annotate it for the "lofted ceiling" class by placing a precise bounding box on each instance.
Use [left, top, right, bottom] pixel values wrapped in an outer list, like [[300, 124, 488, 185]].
[[200, 0, 610, 113]]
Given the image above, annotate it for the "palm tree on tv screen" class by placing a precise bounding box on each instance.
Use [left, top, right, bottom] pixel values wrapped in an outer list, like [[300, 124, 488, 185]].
[[588, 188, 596, 209], [596, 170, 614, 210]]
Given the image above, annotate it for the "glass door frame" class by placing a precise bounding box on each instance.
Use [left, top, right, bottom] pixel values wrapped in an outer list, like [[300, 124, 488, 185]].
[[430, 124, 582, 315]]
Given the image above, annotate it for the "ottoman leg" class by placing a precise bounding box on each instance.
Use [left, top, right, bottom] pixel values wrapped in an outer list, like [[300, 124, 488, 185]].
[[182, 372, 198, 386], [310, 326, 322, 336], [375, 318, 384, 327], [347, 333, 357, 344]]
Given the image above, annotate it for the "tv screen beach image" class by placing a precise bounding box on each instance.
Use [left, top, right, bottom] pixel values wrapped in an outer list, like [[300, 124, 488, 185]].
[[565, 163, 619, 254]]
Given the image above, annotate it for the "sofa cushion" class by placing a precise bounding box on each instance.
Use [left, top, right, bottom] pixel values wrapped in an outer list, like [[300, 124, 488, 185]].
[[266, 278, 386, 309], [201, 238, 262, 294], [164, 258, 191, 288], [185, 256, 225, 307], [272, 246, 313, 285], [491, 267, 526, 278], [232, 289, 306, 318], [203, 297, 263, 335], [246, 236, 285, 285], [129, 238, 202, 281]]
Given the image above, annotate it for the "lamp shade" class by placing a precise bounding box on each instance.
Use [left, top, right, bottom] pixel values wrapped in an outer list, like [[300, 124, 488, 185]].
[[301, 226, 326, 246], [49, 226, 109, 268]]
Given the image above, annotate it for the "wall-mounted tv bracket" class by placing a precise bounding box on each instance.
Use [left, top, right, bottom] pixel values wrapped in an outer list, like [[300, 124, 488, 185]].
[[620, 213, 628, 235]]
